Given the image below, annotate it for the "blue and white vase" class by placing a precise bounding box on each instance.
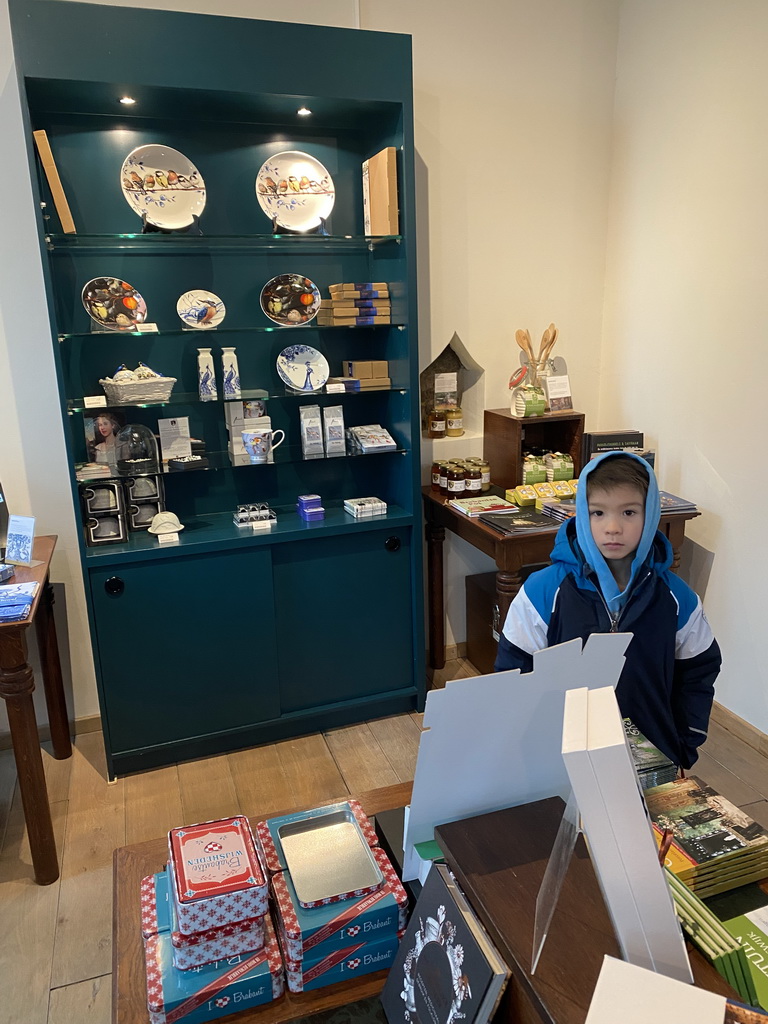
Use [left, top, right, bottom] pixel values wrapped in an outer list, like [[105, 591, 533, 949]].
[[197, 347, 217, 402], [221, 347, 241, 399]]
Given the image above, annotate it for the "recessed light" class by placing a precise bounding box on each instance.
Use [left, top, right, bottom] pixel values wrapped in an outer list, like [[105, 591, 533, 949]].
[[120, 96, 136, 106], [297, 107, 312, 117]]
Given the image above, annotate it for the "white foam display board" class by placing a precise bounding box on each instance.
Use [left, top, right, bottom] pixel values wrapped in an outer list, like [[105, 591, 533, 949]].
[[585, 956, 724, 1024]]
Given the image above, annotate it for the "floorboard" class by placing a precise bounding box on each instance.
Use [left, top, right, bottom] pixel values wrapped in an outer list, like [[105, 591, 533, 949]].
[[47, 975, 111, 1024], [124, 765, 183, 846], [366, 714, 422, 783], [177, 754, 239, 825], [324, 722, 399, 792], [275, 733, 348, 808], [228, 743, 294, 821]]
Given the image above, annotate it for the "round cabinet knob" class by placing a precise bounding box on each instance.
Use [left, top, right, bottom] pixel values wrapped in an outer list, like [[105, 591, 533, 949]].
[[104, 576, 124, 596], [385, 536, 401, 552]]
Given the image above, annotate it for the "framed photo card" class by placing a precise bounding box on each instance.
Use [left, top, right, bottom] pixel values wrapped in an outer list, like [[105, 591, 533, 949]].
[[5, 515, 36, 567]]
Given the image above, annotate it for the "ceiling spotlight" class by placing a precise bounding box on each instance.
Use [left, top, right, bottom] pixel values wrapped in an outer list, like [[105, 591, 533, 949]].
[[297, 107, 312, 117], [120, 96, 136, 106]]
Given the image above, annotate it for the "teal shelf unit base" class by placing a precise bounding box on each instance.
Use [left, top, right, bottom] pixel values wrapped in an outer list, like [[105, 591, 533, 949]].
[[11, 0, 425, 777]]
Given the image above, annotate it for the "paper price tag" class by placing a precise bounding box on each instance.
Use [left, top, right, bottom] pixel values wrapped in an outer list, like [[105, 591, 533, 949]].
[[83, 395, 108, 409], [136, 323, 160, 334], [157, 532, 179, 544], [325, 383, 346, 393]]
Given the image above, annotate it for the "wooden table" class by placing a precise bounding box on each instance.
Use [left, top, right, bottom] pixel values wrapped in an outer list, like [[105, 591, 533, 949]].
[[0, 534, 71, 884], [112, 782, 413, 1024], [422, 487, 701, 670], [436, 797, 735, 1024]]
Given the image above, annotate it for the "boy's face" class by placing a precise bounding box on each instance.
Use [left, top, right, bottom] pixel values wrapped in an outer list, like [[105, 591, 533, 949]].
[[587, 483, 646, 575]]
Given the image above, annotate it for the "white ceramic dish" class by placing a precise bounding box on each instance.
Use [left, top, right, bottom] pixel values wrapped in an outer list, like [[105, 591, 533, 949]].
[[81, 277, 148, 332], [121, 144, 206, 230], [176, 290, 226, 329], [255, 150, 334, 232], [276, 344, 329, 392], [260, 274, 321, 327]]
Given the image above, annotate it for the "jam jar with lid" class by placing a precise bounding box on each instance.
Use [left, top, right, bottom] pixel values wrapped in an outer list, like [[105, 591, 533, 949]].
[[446, 464, 466, 497]]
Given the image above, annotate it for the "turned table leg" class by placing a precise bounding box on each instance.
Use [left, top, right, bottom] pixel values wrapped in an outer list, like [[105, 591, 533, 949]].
[[0, 628, 59, 885], [34, 581, 72, 760], [426, 522, 446, 670], [495, 568, 524, 639]]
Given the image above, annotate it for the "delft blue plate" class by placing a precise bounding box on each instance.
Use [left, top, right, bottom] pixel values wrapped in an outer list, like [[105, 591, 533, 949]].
[[276, 345, 329, 392], [121, 145, 206, 230], [176, 290, 226, 330]]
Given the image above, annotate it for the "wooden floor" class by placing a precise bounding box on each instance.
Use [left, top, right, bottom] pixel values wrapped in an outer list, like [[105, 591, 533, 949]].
[[0, 656, 765, 1024]]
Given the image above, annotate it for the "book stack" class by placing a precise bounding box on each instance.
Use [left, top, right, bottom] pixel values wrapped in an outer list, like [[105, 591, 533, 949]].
[[447, 495, 518, 517], [346, 424, 397, 453], [344, 496, 387, 518], [381, 863, 509, 1024], [0, 582, 38, 623], [141, 815, 283, 1024], [623, 718, 677, 789], [539, 498, 577, 522], [317, 283, 391, 326], [255, 800, 407, 994], [665, 867, 759, 1006], [75, 462, 114, 481], [645, 776, 768, 898], [707, 881, 768, 1011], [659, 490, 698, 515]]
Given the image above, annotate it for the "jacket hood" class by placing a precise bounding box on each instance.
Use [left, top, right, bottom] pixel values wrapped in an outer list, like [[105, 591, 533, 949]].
[[553, 452, 667, 615]]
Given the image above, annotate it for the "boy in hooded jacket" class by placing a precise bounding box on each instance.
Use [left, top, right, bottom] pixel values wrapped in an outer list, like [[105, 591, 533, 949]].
[[494, 451, 720, 768]]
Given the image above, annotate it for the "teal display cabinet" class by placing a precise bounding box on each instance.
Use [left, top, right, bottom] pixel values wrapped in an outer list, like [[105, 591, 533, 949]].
[[10, 0, 425, 777]]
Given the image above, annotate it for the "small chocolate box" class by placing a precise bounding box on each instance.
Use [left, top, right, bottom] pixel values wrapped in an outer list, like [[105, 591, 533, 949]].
[[255, 800, 379, 875], [144, 915, 284, 1024], [81, 480, 124, 514], [280, 928, 400, 994], [168, 816, 268, 935], [85, 513, 127, 546], [344, 361, 372, 379], [271, 845, 408, 963]]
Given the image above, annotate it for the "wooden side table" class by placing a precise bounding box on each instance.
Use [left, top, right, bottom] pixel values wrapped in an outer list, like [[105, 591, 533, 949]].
[[0, 535, 72, 884]]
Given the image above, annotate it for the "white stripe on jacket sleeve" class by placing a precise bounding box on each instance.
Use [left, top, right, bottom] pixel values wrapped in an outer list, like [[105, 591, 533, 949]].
[[502, 587, 550, 655], [675, 596, 715, 659]]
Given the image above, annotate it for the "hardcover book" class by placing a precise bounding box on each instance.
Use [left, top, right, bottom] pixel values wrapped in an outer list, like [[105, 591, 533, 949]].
[[446, 495, 518, 517], [380, 863, 509, 1024]]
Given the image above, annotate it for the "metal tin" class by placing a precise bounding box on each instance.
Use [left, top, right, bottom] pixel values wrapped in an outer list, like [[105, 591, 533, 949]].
[[280, 928, 402, 994], [271, 845, 408, 963], [277, 808, 383, 908], [167, 816, 268, 934], [255, 799, 378, 876], [144, 915, 284, 1024]]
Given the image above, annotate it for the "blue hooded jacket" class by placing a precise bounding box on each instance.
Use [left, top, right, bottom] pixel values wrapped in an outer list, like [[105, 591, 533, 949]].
[[494, 452, 721, 767]]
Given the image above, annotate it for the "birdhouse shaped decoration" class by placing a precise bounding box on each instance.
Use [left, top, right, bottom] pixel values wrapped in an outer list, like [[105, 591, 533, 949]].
[[419, 331, 483, 435]]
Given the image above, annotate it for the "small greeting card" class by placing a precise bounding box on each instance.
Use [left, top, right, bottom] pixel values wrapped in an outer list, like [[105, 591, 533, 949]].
[[5, 515, 36, 567]]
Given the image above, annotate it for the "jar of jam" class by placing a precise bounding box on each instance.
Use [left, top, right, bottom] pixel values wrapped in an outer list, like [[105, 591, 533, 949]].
[[447, 464, 466, 497], [431, 460, 441, 491], [438, 462, 450, 495], [465, 465, 482, 494], [427, 407, 446, 439], [478, 460, 491, 492], [445, 405, 464, 437]]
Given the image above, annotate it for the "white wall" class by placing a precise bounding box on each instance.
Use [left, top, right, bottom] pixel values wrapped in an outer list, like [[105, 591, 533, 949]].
[[602, 0, 768, 731]]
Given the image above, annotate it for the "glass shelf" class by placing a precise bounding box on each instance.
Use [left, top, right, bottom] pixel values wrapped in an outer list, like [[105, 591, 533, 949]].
[[67, 384, 407, 413], [59, 323, 404, 341], [46, 232, 402, 255], [74, 442, 409, 483]]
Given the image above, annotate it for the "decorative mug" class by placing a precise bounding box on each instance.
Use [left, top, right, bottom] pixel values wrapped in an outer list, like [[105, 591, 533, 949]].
[[241, 428, 285, 464]]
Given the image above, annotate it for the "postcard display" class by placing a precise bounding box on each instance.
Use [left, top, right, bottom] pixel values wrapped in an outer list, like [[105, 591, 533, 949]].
[[11, 0, 424, 777]]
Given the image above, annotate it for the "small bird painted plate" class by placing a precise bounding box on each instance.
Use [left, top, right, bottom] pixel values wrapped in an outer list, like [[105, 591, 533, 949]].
[[121, 144, 206, 230], [276, 344, 329, 392], [176, 290, 226, 330], [81, 277, 147, 332], [255, 151, 335, 232], [260, 273, 321, 327]]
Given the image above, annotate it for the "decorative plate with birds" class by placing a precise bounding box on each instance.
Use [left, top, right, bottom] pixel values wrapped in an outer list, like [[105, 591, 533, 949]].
[[255, 151, 334, 232], [121, 145, 206, 231], [176, 290, 226, 330], [276, 344, 329, 392], [260, 274, 321, 327], [81, 277, 148, 332]]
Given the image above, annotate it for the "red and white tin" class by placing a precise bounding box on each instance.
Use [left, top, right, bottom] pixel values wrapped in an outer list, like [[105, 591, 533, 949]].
[[255, 800, 378, 876], [168, 816, 268, 934], [171, 903, 266, 971]]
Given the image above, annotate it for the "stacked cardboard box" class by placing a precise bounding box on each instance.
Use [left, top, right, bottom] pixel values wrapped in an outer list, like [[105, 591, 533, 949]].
[[317, 283, 391, 326]]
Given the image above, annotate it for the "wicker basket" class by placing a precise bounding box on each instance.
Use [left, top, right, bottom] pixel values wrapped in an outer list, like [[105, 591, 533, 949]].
[[99, 376, 177, 405]]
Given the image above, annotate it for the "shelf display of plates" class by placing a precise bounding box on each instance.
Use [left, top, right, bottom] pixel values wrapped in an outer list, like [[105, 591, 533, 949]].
[[276, 345, 330, 392], [81, 277, 147, 332], [176, 289, 226, 329], [120, 144, 206, 230], [260, 274, 321, 327], [255, 151, 335, 232]]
